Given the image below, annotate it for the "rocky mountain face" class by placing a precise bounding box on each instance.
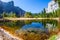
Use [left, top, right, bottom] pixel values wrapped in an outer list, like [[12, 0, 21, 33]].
[[0, 0, 25, 17]]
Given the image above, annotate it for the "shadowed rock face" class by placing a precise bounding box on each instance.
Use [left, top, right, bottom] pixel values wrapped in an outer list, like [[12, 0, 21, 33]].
[[0, 0, 25, 17], [0, 29, 18, 40]]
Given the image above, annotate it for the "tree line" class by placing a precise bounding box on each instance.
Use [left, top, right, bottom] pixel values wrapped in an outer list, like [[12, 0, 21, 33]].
[[24, 8, 60, 18]]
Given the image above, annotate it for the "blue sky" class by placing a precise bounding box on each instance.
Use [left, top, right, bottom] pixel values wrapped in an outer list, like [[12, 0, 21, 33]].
[[1, 0, 51, 13]]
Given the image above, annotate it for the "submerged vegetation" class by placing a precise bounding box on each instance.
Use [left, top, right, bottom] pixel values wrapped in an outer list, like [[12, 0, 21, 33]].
[[0, 19, 59, 40]]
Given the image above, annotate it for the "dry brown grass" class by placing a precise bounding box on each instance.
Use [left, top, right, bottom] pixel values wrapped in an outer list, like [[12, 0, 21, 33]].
[[0, 26, 18, 36]]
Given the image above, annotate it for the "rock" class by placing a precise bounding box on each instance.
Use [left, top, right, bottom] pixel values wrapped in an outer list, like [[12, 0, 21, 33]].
[[0, 0, 25, 17], [0, 28, 20, 40]]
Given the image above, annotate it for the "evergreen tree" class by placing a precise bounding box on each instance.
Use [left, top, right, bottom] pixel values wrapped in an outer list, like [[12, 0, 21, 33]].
[[24, 12, 33, 18]]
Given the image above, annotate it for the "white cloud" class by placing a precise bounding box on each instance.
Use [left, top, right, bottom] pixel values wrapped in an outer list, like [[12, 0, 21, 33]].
[[1, 0, 12, 2]]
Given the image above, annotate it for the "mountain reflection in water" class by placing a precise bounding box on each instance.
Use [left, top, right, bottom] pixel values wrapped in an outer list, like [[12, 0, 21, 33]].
[[22, 22, 44, 29]]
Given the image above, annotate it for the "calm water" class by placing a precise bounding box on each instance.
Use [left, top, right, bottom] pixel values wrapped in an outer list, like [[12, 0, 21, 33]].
[[0, 20, 58, 32], [22, 22, 44, 29], [0, 20, 59, 40]]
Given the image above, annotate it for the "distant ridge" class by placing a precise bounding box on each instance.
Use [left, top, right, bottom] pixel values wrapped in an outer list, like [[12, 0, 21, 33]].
[[0, 0, 25, 17]]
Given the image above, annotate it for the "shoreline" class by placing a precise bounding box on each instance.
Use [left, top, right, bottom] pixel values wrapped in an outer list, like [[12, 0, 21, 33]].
[[4, 18, 59, 21]]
